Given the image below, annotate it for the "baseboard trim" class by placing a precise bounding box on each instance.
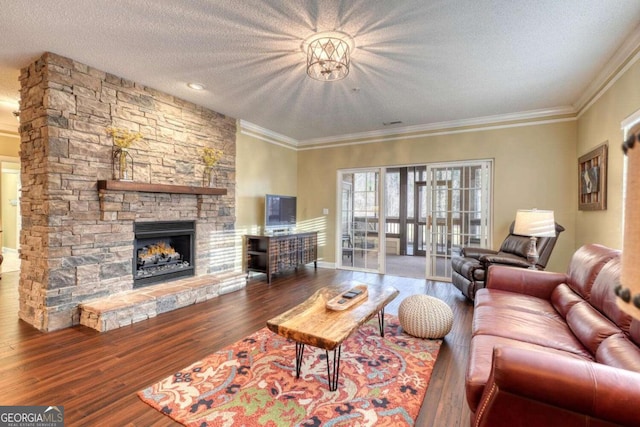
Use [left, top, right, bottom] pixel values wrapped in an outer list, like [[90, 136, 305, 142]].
[[317, 261, 335, 269]]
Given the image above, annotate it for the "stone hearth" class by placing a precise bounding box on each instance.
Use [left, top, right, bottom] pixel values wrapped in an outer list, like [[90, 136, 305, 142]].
[[18, 52, 241, 331], [80, 272, 244, 332]]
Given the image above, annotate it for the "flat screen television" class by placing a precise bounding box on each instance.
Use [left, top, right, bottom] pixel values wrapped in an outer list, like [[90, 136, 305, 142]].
[[265, 194, 297, 230]]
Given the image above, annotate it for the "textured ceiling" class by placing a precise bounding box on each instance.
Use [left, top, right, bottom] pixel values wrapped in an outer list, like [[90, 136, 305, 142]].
[[0, 1, 640, 142]]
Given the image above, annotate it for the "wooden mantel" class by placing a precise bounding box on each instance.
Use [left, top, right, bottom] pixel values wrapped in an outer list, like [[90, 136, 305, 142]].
[[97, 180, 227, 196]]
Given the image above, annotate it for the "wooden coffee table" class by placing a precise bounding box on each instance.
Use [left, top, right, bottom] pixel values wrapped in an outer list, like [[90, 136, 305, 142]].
[[266, 281, 399, 391]]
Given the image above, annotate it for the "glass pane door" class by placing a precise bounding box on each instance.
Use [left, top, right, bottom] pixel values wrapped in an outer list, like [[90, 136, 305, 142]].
[[426, 161, 492, 280], [338, 169, 381, 272]]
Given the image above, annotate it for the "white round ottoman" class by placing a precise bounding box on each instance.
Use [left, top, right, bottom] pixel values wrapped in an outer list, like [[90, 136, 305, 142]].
[[398, 295, 453, 339]]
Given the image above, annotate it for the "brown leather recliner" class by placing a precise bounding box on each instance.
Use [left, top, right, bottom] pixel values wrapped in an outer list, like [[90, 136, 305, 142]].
[[451, 221, 564, 300]]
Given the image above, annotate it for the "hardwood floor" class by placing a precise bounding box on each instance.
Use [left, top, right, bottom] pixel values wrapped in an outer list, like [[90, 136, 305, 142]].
[[0, 267, 473, 426]]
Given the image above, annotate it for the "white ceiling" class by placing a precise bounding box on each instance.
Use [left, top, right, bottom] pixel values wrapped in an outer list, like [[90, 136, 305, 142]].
[[1, 1, 640, 143]]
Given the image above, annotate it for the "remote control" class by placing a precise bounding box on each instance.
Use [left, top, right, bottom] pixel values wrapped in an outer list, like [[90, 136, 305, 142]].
[[325, 284, 368, 311]]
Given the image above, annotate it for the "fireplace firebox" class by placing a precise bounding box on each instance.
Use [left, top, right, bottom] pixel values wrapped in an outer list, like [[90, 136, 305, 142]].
[[133, 221, 195, 288]]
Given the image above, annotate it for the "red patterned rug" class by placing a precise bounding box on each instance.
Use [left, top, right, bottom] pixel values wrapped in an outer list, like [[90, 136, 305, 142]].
[[138, 314, 442, 426]]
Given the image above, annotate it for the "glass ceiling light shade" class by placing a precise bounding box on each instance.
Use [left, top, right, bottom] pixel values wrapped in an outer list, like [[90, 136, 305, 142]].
[[303, 31, 354, 82]]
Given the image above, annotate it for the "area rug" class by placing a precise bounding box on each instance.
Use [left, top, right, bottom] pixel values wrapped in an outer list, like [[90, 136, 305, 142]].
[[138, 314, 442, 426]]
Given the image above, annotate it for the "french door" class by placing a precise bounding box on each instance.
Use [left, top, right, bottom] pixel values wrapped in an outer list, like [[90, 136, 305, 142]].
[[338, 169, 382, 272], [426, 161, 492, 280]]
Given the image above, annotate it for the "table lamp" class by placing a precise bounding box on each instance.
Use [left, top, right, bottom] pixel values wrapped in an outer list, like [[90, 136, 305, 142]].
[[617, 123, 640, 320], [513, 209, 556, 269]]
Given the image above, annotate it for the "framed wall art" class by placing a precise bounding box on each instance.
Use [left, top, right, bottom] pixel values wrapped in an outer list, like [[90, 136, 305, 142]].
[[578, 142, 608, 211]]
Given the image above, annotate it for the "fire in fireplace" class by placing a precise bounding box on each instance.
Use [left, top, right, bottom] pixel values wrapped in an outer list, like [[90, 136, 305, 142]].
[[133, 221, 195, 288]]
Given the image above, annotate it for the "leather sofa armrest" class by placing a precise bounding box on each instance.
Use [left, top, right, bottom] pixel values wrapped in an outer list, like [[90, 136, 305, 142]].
[[462, 247, 498, 260], [473, 346, 640, 427], [485, 265, 566, 300], [479, 254, 531, 269]]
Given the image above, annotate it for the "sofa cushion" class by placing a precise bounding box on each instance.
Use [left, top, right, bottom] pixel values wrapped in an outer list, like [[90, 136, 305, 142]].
[[588, 258, 632, 333], [565, 301, 622, 355], [596, 333, 640, 372], [551, 283, 584, 318], [466, 335, 591, 412], [631, 320, 640, 347], [566, 244, 619, 300], [472, 304, 591, 357], [476, 288, 559, 313]]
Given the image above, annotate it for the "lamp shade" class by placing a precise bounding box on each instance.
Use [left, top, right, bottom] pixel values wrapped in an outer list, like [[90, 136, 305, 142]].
[[513, 209, 556, 237], [618, 122, 640, 320]]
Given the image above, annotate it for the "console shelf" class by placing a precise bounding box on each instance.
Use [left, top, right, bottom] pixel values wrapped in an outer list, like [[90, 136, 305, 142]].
[[245, 232, 318, 284]]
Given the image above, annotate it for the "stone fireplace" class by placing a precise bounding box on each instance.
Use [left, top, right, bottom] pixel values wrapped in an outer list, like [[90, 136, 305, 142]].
[[18, 52, 244, 332]]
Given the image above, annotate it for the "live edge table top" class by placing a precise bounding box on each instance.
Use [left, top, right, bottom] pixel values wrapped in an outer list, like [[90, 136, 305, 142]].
[[266, 281, 399, 351]]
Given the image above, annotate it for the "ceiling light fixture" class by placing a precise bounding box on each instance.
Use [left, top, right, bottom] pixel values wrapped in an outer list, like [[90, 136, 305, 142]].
[[187, 82, 205, 90], [302, 31, 354, 82]]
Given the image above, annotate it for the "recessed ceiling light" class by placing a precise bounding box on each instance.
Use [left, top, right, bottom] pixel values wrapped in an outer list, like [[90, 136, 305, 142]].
[[187, 83, 205, 90]]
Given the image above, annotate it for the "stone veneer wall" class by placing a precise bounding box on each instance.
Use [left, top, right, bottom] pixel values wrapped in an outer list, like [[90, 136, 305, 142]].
[[18, 52, 237, 331]]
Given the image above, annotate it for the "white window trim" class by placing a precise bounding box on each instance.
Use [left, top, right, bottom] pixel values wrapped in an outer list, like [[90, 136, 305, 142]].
[[621, 109, 640, 241]]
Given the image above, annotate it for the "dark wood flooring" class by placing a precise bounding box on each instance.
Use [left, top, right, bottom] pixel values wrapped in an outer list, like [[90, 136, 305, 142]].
[[0, 267, 473, 426]]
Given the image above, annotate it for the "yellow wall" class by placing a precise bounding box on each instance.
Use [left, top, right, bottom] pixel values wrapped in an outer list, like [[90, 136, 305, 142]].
[[0, 134, 20, 251], [235, 128, 298, 236], [576, 58, 640, 249], [1, 165, 19, 249], [297, 120, 577, 272], [0, 133, 20, 157]]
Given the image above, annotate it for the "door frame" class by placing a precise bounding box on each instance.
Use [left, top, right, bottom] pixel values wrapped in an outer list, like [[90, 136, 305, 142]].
[[425, 159, 494, 281], [336, 168, 385, 273]]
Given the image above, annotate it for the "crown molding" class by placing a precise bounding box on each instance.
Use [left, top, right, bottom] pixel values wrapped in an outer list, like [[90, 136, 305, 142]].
[[297, 106, 576, 147], [240, 108, 576, 151], [298, 116, 576, 151], [575, 23, 640, 117], [238, 120, 298, 150]]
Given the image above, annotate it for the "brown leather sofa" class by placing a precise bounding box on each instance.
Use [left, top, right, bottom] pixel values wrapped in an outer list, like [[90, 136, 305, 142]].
[[452, 221, 564, 300], [466, 244, 640, 426]]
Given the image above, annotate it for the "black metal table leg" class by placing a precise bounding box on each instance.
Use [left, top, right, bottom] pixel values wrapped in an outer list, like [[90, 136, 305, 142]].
[[295, 342, 305, 378], [377, 307, 385, 337], [326, 346, 342, 392]]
